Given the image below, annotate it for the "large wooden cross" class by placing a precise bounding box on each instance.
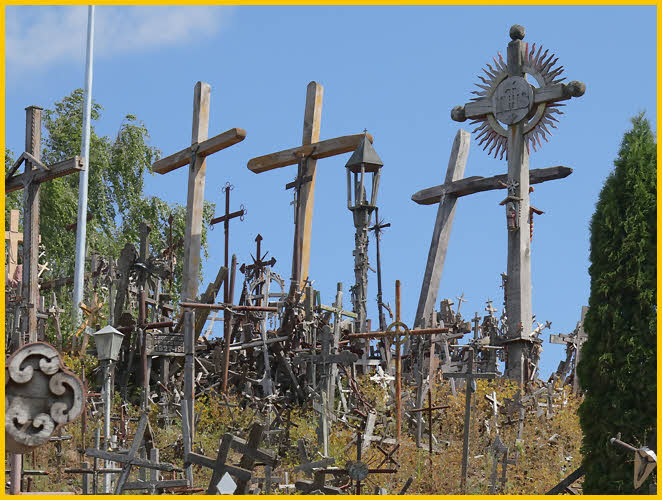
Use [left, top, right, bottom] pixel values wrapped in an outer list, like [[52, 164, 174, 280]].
[[411, 129, 572, 330], [449, 24, 585, 383], [151, 81, 246, 444], [247, 81, 371, 291], [6, 106, 84, 347]]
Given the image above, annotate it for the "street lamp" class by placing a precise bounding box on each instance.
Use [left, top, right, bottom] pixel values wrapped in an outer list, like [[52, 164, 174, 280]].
[[92, 325, 123, 493], [345, 134, 383, 337]]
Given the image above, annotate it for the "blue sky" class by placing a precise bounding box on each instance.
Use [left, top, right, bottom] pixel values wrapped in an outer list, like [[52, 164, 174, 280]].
[[4, 5, 657, 379]]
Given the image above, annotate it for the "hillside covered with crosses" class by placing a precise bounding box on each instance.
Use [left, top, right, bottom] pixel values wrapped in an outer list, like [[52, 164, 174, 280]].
[[5, 15, 656, 496]]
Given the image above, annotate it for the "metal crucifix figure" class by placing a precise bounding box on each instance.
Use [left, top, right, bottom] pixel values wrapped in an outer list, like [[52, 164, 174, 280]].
[[450, 24, 585, 384]]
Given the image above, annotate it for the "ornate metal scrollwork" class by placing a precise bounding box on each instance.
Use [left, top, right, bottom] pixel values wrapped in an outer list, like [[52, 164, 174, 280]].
[[5, 342, 84, 453]]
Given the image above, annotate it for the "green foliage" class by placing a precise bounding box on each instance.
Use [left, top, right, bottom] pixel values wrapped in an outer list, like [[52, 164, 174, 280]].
[[577, 113, 657, 494], [5, 89, 216, 332]]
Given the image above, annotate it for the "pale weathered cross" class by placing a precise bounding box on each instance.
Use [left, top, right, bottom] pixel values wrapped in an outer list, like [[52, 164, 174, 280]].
[[247, 81, 371, 291], [5, 209, 23, 283], [411, 129, 572, 331], [449, 24, 585, 383], [151, 81, 246, 445], [6, 106, 84, 348]]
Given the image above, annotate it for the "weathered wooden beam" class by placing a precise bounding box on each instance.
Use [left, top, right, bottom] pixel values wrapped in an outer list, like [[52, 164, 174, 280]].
[[5, 156, 84, 193], [152, 128, 246, 175], [247, 133, 373, 174], [545, 466, 584, 495], [411, 166, 573, 205]]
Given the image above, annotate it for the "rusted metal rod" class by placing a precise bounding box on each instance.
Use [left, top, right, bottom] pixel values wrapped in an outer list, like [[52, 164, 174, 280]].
[[395, 280, 402, 452], [346, 327, 449, 339], [180, 302, 277, 312], [409, 405, 450, 413]]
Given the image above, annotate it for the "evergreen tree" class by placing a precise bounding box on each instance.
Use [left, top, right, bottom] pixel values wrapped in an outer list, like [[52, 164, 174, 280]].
[[577, 113, 657, 494]]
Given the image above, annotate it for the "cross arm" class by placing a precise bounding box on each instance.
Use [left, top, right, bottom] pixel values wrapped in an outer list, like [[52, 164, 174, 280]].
[[230, 435, 277, 465], [247, 133, 373, 174], [152, 128, 247, 175], [84, 449, 181, 472], [411, 166, 572, 205], [6, 156, 84, 193]]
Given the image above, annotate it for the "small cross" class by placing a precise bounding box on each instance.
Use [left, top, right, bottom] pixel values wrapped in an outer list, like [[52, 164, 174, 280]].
[[485, 299, 497, 317]]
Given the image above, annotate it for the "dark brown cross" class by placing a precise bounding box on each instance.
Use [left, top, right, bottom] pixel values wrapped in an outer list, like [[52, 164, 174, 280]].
[[210, 182, 245, 394], [368, 207, 391, 332], [443, 348, 497, 493], [410, 389, 450, 457], [6, 106, 84, 347]]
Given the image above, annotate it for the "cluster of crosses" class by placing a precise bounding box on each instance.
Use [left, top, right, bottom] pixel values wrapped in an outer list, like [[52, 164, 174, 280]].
[[6, 25, 593, 495]]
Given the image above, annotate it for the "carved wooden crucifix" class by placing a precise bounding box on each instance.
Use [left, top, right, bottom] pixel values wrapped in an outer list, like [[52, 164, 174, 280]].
[[151, 81, 246, 445], [247, 81, 372, 292], [449, 24, 585, 383], [6, 106, 84, 349], [5, 209, 23, 284]]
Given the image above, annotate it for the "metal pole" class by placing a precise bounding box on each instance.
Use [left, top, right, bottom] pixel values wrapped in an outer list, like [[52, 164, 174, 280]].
[[103, 360, 112, 494], [395, 280, 402, 452], [72, 5, 95, 324]]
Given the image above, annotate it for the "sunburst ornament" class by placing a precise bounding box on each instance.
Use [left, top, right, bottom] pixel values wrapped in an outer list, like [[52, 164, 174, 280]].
[[451, 25, 585, 159]]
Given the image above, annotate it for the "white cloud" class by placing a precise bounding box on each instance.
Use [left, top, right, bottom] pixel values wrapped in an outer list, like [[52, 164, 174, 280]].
[[5, 6, 233, 74]]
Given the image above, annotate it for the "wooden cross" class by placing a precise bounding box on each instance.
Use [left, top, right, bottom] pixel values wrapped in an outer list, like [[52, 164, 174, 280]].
[[84, 414, 180, 494], [410, 389, 450, 457], [6, 106, 84, 347], [443, 348, 497, 493], [5, 209, 23, 283], [488, 435, 516, 494], [450, 24, 585, 383], [485, 391, 502, 435], [151, 81, 246, 446], [295, 438, 335, 478], [550, 306, 588, 393], [295, 469, 344, 495], [411, 129, 572, 330], [75, 294, 105, 355], [181, 400, 277, 494], [247, 81, 372, 291]]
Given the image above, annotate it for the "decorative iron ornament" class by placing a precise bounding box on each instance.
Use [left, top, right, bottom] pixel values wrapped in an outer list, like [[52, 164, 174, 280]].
[[5, 342, 84, 453], [462, 28, 584, 158]]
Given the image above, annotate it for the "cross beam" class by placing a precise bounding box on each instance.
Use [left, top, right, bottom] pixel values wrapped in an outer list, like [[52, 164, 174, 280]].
[[246, 81, 373, 290]]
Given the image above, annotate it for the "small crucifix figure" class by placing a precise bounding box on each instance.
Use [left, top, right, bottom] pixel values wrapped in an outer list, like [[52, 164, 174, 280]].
[[5, 209, 23, 286], [450, 24, 585, 384], [443, 348, 497, 493]]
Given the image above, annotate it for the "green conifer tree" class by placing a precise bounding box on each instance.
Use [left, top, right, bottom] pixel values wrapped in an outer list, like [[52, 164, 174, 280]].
[[577, 113, 657, 494]]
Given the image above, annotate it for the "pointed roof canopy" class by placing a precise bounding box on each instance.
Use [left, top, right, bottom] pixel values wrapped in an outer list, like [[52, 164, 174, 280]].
[[345, 134, 383, 173]]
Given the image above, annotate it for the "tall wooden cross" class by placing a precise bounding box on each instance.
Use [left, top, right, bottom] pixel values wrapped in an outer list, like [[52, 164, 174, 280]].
[[449, 24, 585, 383], [247, 81, 372, 291], [411, 129, 572, 331], [6, 106, 84, 349], [443, 348, 497, 493], [151, 82, 246, 445]]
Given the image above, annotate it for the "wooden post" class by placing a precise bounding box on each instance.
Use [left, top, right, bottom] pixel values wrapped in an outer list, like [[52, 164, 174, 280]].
[[151, 82, 246, 452]]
